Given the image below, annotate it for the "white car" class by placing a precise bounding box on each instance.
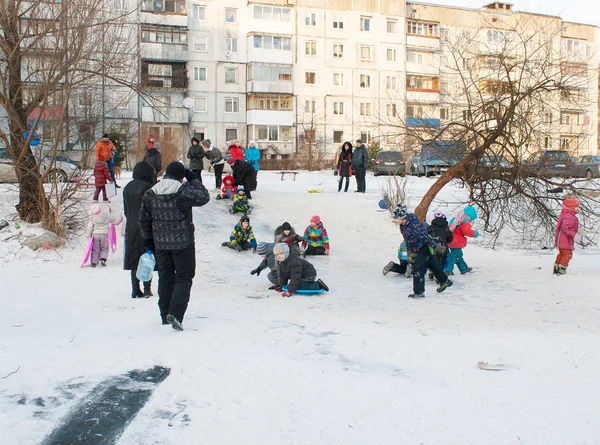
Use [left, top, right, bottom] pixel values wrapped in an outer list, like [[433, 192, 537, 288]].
[[0, 157, 81, 183]]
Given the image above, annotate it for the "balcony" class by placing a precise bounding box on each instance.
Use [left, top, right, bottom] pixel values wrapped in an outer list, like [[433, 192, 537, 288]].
[[142, 75, 188, 89], [406, 35, 440, 52], [142, 106, 188, 124], [407, 90, 440, 104], [247, 110, 294, 126], [406, 62, 439, 76], [406, 117, 440, 128], [247, 80, 292, 94]]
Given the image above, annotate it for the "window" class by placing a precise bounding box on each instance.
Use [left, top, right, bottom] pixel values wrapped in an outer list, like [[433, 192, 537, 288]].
[[487, 29, 505, 44], [306, 41, 317, 56], [305, 12, 317, 27], [78, 92, 92, 107], [141, 0, 185, 13], [407, 52, 425, 64], [333, 73, 344, 86], [253, 5, 292, 21], [305, 100, 316, 113], [193, 5, 206, 21], [113, 91, 129, 109], [544, 137, 553, 148], [333, 43, 344, 58], [225, 97, 239, 113], [252, 35, 292, 51], [462, 109, 471, 121], [544, 112, 553, 124], [248, 94, 292, 111], [407, 75, 439, 91], [360, 45, 372, 61], [586, 44, 592, 58], [440, 27, 449, 43], [194, 97, 207, 112], [359, 103, 371, 116], [193, 66, 207, 81], [305, 72, 316, 85], [407, 21, 438, 37], [226, 128, 238, 141], [225, 38, 238, 53], [360, 16, 371, 32], [142, 26, 187, 44], [113, 0, 127, 11], [269, 127, 279, 141], [225, 68, 237, 83], [333, 130, 344, 143], [386, 76, 397, 89], [386, 104, 397, 117], [387, 20, 397, 34], [333, 101, 344, 115], [193, 36, 207, 52], [387, 48, 397, 62], [359, 74, 371, 88], [333, 14, 343, 29], [247, 64, 292, 81], [440, 108, 448, 119], [225, 8, 237, 23], [360, 131, 372, 143]]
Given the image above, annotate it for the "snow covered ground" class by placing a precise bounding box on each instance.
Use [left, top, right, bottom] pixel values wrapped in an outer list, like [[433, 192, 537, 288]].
[[1, 170, 600, 444]]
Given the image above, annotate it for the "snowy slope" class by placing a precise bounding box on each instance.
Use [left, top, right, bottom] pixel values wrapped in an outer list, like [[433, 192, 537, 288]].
[[1, 171, 600, 445]]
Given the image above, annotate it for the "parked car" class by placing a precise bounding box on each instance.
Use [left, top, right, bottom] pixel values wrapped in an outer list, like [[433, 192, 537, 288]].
[[465, 155, 513, 181], [571, 155, 600, 179], [525, 150, 573, 177], [0, 159, 18, 183], [0, 157, 81, 183], [413, 141, 466, 176], [373, 151, 406, 176], [53, 154, 80, 168]]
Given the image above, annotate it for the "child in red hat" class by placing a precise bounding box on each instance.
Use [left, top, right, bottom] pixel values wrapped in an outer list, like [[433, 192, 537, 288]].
[[554, 196, 580, 275]]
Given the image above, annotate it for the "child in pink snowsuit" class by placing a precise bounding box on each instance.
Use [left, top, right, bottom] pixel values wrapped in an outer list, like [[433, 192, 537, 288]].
[[554, 196, 580, 275], [86, 203, 122, 267]]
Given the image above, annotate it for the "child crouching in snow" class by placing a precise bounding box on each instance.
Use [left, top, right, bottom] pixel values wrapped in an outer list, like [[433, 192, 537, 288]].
[[222, 214, 257, 252], [445, 205, 479, 275], [273, 243, 329, 297], [301, 215, 330, 256], [382, 240, 412, 277], [554, 196, 580, 275], [86, 203, 122, 267]]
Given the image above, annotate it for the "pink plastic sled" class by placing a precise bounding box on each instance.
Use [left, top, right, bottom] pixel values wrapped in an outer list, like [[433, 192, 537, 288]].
[[81, 237, 94, 268], [109, 224, 117, 253]]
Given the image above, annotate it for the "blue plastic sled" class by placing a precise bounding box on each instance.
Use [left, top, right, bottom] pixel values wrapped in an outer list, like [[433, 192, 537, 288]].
[[282, 286, 326, 294]]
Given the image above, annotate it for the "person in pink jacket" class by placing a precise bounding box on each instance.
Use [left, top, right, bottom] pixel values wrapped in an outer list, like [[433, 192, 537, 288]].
[[445, 205, 479, 275], [554, 196, 580, 275]]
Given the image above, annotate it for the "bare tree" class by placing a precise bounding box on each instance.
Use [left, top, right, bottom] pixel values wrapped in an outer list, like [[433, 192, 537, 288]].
[[296, 103, 330, 171], [0, 0, 141, 230]]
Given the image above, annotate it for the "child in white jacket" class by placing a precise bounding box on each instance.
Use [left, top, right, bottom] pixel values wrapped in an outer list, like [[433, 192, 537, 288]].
[[86, 203, 123, 267]]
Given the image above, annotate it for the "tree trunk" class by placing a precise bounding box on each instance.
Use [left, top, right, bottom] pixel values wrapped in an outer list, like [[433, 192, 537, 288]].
[[14, 146, 51, 223], [414, 163, 463, 221]]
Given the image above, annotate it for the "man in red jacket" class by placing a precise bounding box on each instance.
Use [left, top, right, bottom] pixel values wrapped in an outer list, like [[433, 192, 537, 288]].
[[445, 205, 479, 275]]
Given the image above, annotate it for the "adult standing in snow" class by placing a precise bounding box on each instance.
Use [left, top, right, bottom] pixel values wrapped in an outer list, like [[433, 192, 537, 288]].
[[96, 133, 116, 163], [139, 162, 210, 330], [228, 157, 257, 199], [203, 139, 225, 190], [228, 143, 244, 160], [144, 141, 162, 181], [187, 137, 205, 184], [351, 139, 368, 193], [337, 141, 353, 192], [245, 141, 261, 173], [143, 134, 156, 153], [392, 204, 452, 299], [123, 162, 156, 298]]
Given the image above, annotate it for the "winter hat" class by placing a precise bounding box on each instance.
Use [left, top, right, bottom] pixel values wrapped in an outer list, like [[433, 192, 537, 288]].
[[433, 211, 446, 219], [464, 205, 478, 222], [273, 243, 290, 259], [226, 157, 236, 165], [191, 137, 200, 144], [165, 162, 186, 181], [238, 185, 245, 191], [240, 214, 250, 224], [563, 196, 580, 209], [256, 242, 268, 255], [249, 140, 256, 146], [281, 222, 292, 231], [393, 203, 408, 220], [90, 203, 102, 215], [103, 133, 109, 138], [310, 215, 321, 224]]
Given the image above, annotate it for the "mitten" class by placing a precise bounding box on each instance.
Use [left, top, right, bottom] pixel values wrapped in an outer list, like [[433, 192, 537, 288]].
[[250, 268, 261, 276], [474, 230, 480, 238], [281, 291, 293, 298], [274, 287, 283, 292]]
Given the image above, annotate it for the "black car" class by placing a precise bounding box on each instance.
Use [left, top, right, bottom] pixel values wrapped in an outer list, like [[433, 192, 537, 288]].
[[374, 151, 406, 176], [572, 155, 600, 179], [526, 150, 573, 177]]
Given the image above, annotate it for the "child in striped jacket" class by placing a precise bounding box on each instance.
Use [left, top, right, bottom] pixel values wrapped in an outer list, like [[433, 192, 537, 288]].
[[301, 215, 330, 256]]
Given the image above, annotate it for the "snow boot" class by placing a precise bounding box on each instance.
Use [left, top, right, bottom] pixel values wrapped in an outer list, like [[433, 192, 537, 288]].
[[557, 265, 567, 275], [143, 281, 153, 298], [553, 264, 560, 275], [100, 259, 107, 267], [382, 261, 395, 276], [460, 267, 473, 275], [161, 315, 169, 325], [437, 279, 454, 293], [91, 263, 97, 268], [317, 279, 329, 291], [166, 314, 183, 331], [408, 292, 425, 299]]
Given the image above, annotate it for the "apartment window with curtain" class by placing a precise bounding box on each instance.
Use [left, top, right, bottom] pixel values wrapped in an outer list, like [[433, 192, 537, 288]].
[[333, 43, 344, 58], [225, 8, 237, 23], [305, 72, 316, 84], [225, 38, 238, 53], [386, 76, 397, 89], [360, 45, 372, 61], [359, 74, 371, 88], [305, 12, 317, 27], [305, 100, 316, 113], [360, 103, 372, 116], [333, 14, 343, 29], [333, 73, 344, 86], [225, 97, 239, 113], [387, 48, 397, 62], [193, 5, 206, 21], [225, 68, 237, 83], [333, 101, 344, 115], [387, 19, 397, 34], [360, 16, 371, 32], [306, 41, 317, 56], [194, 97, 207, 112], [193, 66, 207, 81]]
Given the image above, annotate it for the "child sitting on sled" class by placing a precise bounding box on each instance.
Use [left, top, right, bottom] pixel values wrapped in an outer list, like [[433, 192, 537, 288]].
[[86, 203, 122, 267], [301, 215, 330, 256], [221, 214, 257, 252], [216, 174, 237, 200], [274, 221, 303, 256], [230, 186, 251, 214]]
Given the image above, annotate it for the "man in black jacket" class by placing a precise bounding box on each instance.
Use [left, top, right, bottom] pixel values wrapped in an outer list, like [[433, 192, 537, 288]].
[[140, 162, 210, 330], [351, 139, 368, 193], [274, 244, 329, 297]]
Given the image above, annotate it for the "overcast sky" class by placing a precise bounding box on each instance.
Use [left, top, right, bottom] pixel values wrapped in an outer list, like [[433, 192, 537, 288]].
[[426, 0, 600, 28]]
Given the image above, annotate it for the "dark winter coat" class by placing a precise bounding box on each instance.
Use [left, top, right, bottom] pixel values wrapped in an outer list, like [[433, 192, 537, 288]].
[[123, 162, 156, 270], [278, 256, 317, 294], [144, 148, 162, 175], [337, 148, 353, 177], [427, 217, 454, 247], [256, 242, 278, 273], [273, 226, 303, 256], [187, 141, 205, 170], [140, 178, 210, 251], [205, 146, 224, 165], [93, 160, 112, 187], [232, 159, 257, 191], [400, 213, 439, 253], [351, 145, 369, 170]]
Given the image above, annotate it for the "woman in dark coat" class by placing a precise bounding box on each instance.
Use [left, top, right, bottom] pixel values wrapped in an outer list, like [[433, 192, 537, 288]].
[[123, 162, 156, 298], [186, 137, 205, 184], [143, 141, 162, 181], [228, 157, 257, 198], [337, 141, 353, 192]]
